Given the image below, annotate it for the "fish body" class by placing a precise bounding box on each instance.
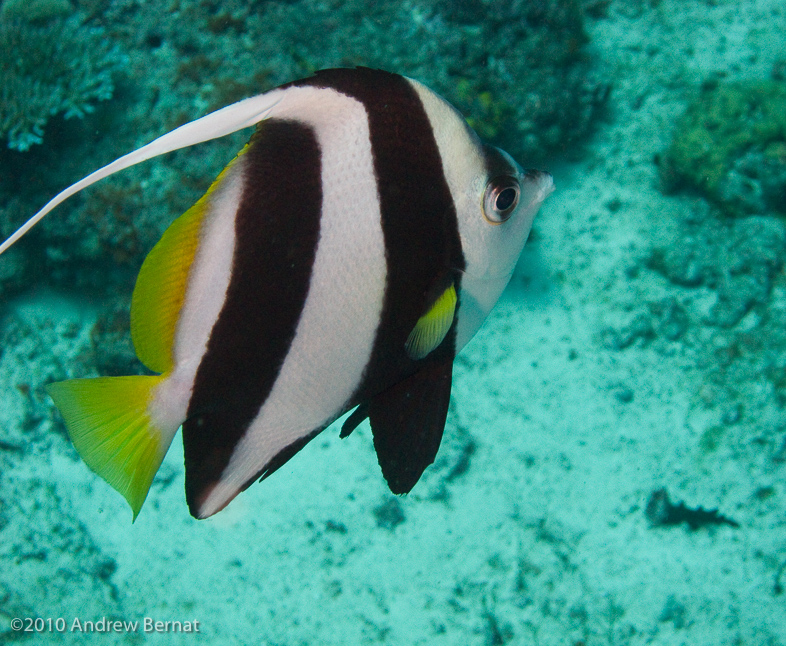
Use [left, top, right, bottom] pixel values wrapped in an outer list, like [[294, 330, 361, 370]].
[[9, 68, 553, 519]]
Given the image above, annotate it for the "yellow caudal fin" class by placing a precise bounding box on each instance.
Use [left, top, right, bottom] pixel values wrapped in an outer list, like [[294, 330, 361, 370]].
[[46, 375, 174, 521], [405, 283, 458, 360]]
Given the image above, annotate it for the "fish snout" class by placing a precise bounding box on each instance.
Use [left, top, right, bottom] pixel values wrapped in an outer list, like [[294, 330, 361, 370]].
[[521, 169, 555, 206]]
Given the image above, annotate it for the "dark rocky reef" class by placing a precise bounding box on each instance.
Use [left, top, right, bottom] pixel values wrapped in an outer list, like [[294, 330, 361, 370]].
[[0, 0, 605, 310]]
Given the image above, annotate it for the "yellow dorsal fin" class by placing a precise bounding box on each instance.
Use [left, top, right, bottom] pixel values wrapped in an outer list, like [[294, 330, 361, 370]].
[[405, 283, 457, 360], [46, 375, 172, 521], [130, 146, 248, 373]]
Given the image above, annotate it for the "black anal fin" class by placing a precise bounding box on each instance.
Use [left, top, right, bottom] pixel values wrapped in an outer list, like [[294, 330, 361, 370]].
[[368, 359, 453, 494]]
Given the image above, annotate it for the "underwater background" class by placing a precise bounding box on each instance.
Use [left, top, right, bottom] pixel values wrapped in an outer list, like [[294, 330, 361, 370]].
[[1, 0, 785, 643]]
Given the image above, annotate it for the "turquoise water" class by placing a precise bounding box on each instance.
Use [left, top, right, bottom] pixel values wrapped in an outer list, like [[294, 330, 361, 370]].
[[1, 1, 785, 644]]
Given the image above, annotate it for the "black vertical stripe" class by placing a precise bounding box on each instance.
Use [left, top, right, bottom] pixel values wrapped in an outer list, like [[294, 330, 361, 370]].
[[183, 69, 469, 514], [300, 68, 466, 495], [183, 119, 322, 514], [299, 68, 466, 402]]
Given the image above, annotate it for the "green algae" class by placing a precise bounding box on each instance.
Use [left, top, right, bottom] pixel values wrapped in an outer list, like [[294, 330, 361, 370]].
[[454, 78, 516, 142], [660, 80, 786, 216]]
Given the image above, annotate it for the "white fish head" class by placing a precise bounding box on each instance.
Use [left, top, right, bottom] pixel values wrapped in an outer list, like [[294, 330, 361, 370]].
[[408, 77, 553, 281], [464, 145, 554, 281], [409, 77, 553, 349]]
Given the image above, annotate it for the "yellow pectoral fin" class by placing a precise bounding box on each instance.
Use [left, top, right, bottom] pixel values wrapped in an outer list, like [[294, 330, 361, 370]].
[[405, 283, 457, 360], [46, 375, 174, 521]]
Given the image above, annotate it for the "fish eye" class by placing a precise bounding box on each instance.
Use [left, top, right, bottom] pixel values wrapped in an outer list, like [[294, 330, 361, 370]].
[[482, 176, 520, 224]]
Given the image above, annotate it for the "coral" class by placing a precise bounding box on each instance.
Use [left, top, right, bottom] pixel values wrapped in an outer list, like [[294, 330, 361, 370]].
[[659, 80, 786, 216], [0, 15, 124, 151]]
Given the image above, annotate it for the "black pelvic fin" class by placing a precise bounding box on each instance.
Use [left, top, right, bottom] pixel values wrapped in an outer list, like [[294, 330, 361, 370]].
[[368, 359, 453, 494], [340, 403, 369, 439]]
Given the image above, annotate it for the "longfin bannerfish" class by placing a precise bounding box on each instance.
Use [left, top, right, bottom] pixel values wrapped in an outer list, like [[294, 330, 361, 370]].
[[0, 68, 553, 520]]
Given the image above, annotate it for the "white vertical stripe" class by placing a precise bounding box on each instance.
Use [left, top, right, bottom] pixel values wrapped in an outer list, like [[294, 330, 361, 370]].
[[409, 79, 548, 353], [200, 87, 387, 516], [148, 166, 245, 433], [407, 79, 499, 352]]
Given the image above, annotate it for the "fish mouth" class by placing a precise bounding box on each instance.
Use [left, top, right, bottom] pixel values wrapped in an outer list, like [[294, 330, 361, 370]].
[[521, 169, 555, 204]]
